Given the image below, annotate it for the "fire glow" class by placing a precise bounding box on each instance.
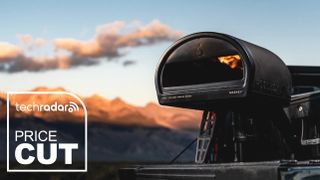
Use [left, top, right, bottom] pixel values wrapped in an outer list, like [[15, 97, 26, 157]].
[[217, 55, 241, 69]]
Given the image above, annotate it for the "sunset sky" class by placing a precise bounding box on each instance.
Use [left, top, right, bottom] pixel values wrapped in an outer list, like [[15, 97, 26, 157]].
[[1, 0, 320, 105]]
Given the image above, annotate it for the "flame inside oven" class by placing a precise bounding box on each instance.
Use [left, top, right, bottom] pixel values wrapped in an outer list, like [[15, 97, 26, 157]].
[[217, 55, 241, 69]]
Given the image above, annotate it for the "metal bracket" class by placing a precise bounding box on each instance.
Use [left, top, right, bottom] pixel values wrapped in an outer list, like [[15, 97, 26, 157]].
[[195, 111, 216, 163], [300, 118, 320, 146]]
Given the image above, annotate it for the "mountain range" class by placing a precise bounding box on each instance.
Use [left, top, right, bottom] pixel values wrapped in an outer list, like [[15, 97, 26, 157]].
[[0, 87, 202, 162], [0, 87, 201, 129]]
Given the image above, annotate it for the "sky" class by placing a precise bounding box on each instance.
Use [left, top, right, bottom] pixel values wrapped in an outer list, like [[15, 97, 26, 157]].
[[1, 0, 320, 106]]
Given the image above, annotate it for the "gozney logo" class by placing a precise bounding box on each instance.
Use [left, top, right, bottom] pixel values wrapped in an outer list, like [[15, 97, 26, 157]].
[[7, 91, 87, 172]]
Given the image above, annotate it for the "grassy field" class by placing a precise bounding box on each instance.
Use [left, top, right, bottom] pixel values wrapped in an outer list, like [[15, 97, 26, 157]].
[[0, 162, 129, 180]]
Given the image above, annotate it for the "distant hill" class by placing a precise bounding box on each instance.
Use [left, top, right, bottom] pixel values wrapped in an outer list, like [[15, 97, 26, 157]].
[[0, 87, 201, 129], [0, 87, 202, 162]]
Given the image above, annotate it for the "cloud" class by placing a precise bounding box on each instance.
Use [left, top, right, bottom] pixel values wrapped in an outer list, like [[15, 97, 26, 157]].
[[0, 55, 98, 73], [0, 20, 182, 73], [18, 34, 33, 44], [17, 34, 46, 49], [54, 20, 182, 58], [34, 38, 45, 47], [123, 60, 136, 67], [0, 42, 22, 61]]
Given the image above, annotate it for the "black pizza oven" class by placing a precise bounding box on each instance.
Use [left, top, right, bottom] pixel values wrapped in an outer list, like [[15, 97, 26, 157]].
[[120, 33, 320, 180], [155, 32, 292, 110]]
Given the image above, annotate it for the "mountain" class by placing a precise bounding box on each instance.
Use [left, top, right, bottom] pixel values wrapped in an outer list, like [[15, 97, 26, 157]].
[[0, 87, 201, 162], [0, 87, 202, 129], [0, 116, 198, 162], [140, 102, 201, 129]]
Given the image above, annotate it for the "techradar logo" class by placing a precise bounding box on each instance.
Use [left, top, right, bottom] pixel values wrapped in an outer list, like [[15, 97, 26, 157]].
[[15, 101, 80, 113], [7, 91, 87, 172]]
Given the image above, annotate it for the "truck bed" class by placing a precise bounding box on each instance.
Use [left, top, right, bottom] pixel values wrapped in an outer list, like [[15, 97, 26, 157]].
[[119, 161, 320, 180]]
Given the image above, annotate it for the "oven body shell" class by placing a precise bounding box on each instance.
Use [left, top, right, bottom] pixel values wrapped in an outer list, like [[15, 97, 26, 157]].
[[155, 32, 292, 110]]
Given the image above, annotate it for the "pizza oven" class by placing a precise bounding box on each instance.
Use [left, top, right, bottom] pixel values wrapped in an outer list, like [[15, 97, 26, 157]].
[[155, 32, 292, 110]]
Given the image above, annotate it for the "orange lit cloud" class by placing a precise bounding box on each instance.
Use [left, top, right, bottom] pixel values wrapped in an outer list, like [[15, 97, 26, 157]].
[[54, 20, 182, 58], [17, 34, 46, 49], [0, 42, 22, 61], [0, 20, 181, 73], [34, 38, 45, 47], [18, 34, 33, 44]]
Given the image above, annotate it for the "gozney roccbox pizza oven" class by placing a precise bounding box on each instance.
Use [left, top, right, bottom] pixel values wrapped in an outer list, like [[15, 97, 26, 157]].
[[155, 32, 292, 110]]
